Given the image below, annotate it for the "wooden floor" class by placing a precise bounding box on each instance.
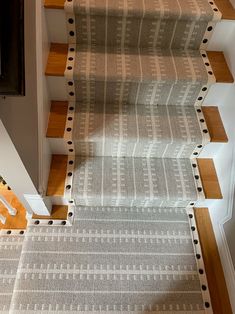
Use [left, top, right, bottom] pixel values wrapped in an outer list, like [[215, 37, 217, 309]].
[[0, 184, 27, 230], [194, 208, 233, 314]]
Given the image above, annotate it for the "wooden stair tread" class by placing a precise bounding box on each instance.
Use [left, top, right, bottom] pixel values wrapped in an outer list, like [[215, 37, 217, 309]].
[[202, 106, 228, 142], [214, 0, 235, 20], [194, 207, 232, 314], [44, 0, 65, 9], [32, 205, 68, 220], [46, 43, 234, 84], [45, 43, 68, 77], [207, 51, 234, 83], [47, 101, 68, 138], [47, 155, 68, 196], [197, 158, 222, 199], [44, 0, 235, 20], [47, 155, 222, 200], [46, 101, 228, 143]]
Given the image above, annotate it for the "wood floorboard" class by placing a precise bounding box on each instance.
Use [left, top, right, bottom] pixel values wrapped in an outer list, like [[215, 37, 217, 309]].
[[194, 207, 233, 314], [0, 184, 27, 230]]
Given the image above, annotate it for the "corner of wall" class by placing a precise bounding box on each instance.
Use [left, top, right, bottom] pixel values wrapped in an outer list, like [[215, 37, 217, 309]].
[[36, 0, 52, 197]]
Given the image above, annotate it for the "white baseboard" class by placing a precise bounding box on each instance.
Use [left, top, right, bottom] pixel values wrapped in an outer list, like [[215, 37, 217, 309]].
[[24, 194, 52, 216], [214, 221, 235, 311]]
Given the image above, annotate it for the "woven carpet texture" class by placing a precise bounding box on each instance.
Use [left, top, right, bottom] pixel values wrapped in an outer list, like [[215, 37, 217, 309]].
[[10, 207, 206, 313]]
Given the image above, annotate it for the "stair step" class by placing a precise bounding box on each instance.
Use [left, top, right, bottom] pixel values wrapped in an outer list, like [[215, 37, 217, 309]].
[[201, 106, 228, 142], [213, 0, 235, 20], [197, 158, 222, 199], [46, 43, 234, 84], [44, 0, 235, 20], [72, 157, 202, 206], [72, 1, 219, 49], [194, 207, 233, 313], [46, 155, 222, 204], [67, 1, 217, 20], [50, 102, 210, 158], [46, 101, 228, 155], [207, 51, 234, 83], [31, 205, 74, 226], [47, 45, 218, 106]]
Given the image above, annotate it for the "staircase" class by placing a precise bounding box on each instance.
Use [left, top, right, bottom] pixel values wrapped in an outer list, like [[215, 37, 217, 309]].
[[1, 0, 235, 313]]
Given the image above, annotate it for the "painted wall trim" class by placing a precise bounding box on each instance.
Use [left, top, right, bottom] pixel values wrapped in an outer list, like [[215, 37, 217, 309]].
[[218, 223, 235, 310], [36, 0, 52, 197], [0, 120, 51, 215], [24, 194, 52, 216]]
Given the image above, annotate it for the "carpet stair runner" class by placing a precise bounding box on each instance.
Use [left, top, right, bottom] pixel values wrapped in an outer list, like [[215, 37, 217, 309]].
[[10, 207, 209, 313], [0, 235, 24, 312], [66, 47, 214, 107], [71, 157, 203, 207], [65, 0, 221, 49], [4, 0, 234, 313], [72, 103, 209, 158]]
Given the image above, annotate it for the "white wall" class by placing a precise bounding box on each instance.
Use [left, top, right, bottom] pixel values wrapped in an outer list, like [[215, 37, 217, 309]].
[[0, 120, 38, 214], [0, 0, 52, 215], [35, 0, 52, 196], [0, 0, 39, 188], [202, 22, 235, 310]]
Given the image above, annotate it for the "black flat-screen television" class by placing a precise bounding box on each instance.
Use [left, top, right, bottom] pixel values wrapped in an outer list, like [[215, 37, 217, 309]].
[[0, 0, 25, 95]]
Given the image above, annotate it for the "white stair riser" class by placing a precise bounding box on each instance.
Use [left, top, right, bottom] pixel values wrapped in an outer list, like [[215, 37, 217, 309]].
[[46, 9, 67, 43], [48, 138, 69, 155], [48, 137, 226, 157]]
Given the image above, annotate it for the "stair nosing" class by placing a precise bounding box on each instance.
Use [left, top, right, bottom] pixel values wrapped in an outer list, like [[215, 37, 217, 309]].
[[46, 101, 228, 144], [46, 155, 222, 200], [45, 43, 234, 84]]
